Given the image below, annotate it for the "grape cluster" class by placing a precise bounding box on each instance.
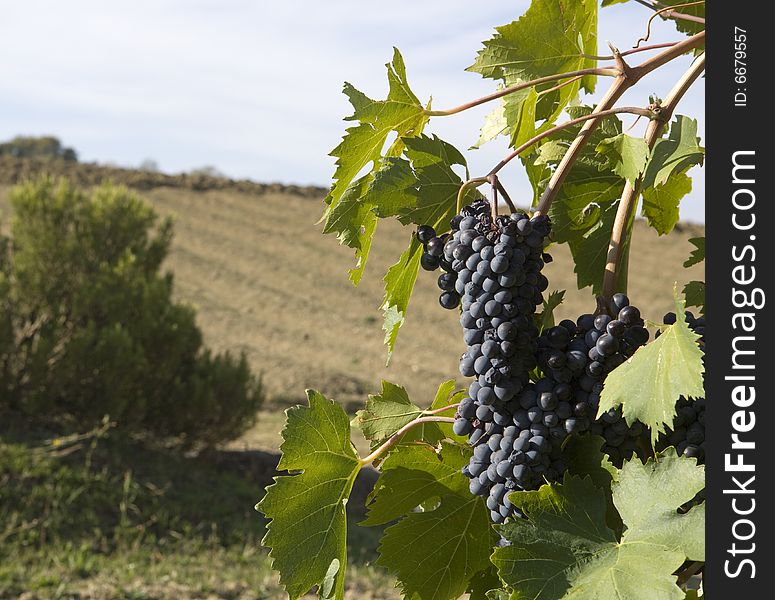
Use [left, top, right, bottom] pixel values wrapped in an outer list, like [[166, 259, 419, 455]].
[[536, 295, 652, 467], [420, 201, 566, 523], [655, 311, 706, 462], [417, 204, 666, 522], [416, 225, 462, 309]]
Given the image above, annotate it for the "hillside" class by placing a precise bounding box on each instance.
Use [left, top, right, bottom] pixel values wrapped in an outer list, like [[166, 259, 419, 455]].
[[0, 163, 705, 598], [0, 162, 705, 429]]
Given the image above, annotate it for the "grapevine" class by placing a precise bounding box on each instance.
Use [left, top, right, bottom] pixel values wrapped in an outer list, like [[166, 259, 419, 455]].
[[257, 1, 707, 599]]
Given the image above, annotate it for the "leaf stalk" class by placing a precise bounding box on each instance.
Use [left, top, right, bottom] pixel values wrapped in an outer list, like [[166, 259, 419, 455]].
[[358, 416, 456, 466], [601, 53, 706, 299]]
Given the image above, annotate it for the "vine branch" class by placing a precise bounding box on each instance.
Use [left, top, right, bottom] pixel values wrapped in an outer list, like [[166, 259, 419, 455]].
[[425, 67, 619, 117], [601, 52, 706, 299], [633, 0, 706, 25], [488, 106, 656, 177], [533, 30, 705, 216], [358, 416, 456, 465], [582, 41, 679, 61], [636, 2, 706, 47]]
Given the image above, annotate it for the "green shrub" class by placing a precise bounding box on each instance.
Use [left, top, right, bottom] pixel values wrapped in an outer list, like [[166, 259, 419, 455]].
[[0, 135, 77, 161], [1, 178, 263, 446], [0, 235, 12, 398]]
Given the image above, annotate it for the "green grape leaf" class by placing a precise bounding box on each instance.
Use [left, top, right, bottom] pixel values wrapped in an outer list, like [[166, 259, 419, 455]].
[[382, 237, 422, 360], [614, 449, 705, 561], [683, 280, 705, 312], [598, 296, 705, 444], [641, 171, 693, 235], [596, 133, 651, 185], [536, 289, 565, 333], [472, 99, 509, 149], [325, 48, 427, 215], [564, 434, 618, 490], [467, 566, 504, 600], [429, 380, 468, 442], [522, 154, 553, 207], [539, 107, 629, 293], [684, 237, 705, 268], [494, 476, 631, 600], [643, 116, 704, 189], [322, 49, 428, 283], [379, 136, 479, 357], [469, 0, 598, 130], [563, 434, 622, 533], [495, 460, 704, 600], [397, 134, 474, 232], [502, 86, 539, 149], [378, 493, 496, 600], [601, 0, 629, 5], [367, 156, 417, 219], [354, 380, 444, 452], [323, 174, 381, 285], [549, 179, 628, 293], [256, 390, 362, 600], [362, 441, 470, 526]]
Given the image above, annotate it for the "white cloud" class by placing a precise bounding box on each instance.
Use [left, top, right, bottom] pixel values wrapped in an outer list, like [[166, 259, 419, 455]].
[[0, 0, 703, 221]]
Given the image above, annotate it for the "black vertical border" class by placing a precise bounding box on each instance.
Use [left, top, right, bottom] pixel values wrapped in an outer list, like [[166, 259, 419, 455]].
[[706, 2, 772, 596]]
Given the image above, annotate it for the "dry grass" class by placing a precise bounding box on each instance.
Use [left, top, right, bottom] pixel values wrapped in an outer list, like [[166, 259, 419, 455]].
[[0, 184, 704, 453]]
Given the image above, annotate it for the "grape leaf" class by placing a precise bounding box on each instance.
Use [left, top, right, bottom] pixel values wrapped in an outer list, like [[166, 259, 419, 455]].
[[366, 441, 496, 599], [379, 136, 480, 357], [641, 171, 693, 235], [368, 156, 417, 219], [361, 441, 470, 526], [378, 492, 496, 600], [382, 237, 422, 360], [614, 448, 705, 561], [563, 434, 622, 533], [564, 434, 618, 490], [683, 237, 705, 268], [472, 99, 509, 149], [596, 133, 651, 185], [502, 86, 539, 149], [683, 280, 705, 312], [494, 476, 653, 600], [466, 566, 504, 600], [397, 135, 473, 232], [494, 458, 704, 600], [256, 390, 362, 600], [643, 116, 704, 189], [354, 380, 444, 452], [538, 107, 629, 293], [536, 289, 565, 333], [549, 179, 627, 293], [429, 379, 468, 442], [324, 48, 427, 215], [598, 296, 705, 443], [469, 0, 598, 137], [323, 174, 381, 285], [322, 49, 428, 284]]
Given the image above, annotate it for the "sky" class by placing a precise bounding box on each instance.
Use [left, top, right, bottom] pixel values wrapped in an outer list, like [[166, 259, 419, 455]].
[[0, 1, 704, 222]]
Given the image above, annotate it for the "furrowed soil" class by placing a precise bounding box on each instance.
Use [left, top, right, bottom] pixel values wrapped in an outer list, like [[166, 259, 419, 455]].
[[0, 165, 704, 599], [0, 179, 705, 448]]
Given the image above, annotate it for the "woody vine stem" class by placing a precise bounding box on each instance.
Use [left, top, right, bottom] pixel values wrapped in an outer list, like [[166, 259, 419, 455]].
[[434, 27, 705, 302]]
